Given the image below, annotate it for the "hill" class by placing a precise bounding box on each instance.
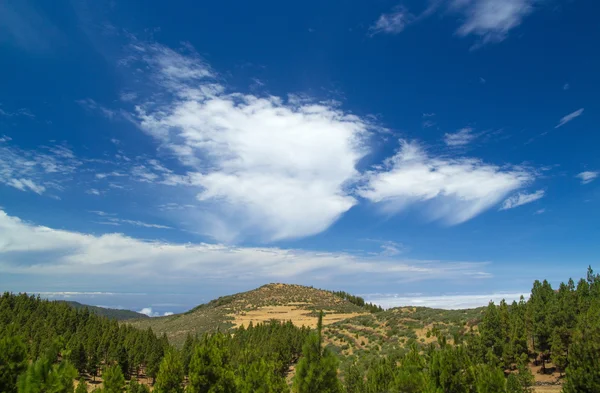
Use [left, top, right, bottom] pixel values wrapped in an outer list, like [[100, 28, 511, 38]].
[[127, 283, 371, 345], [62, 301, 149, 320]]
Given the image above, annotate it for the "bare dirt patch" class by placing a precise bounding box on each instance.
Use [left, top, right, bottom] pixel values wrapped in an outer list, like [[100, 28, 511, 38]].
[[534, 386, 562, 393]]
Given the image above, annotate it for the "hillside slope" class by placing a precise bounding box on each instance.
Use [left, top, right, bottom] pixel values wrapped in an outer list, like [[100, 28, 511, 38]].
[[322, 306, 485, 362], [127, 283, 369, 345], [62, 301, 149, 320]]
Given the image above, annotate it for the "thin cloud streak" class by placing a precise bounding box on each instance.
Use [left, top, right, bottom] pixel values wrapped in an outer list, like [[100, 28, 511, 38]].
[[555, 108, 584, 128], [501, 189, 545, 210]]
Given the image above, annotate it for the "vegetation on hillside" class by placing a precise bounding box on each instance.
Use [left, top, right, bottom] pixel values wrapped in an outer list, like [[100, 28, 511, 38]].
[[1, 267, 600, 392]]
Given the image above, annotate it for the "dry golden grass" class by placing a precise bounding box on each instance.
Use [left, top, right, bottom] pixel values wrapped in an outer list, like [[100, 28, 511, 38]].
[[231, 305, 364, 329]]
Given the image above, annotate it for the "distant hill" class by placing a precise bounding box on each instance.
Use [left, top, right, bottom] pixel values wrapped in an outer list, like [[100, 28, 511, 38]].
[[63, 301, 149, 320], [126, 283, 485, 350], [127, 283, 371, 346]]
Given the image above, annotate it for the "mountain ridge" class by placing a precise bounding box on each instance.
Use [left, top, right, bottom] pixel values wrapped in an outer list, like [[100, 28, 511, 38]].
[[61, 300, 149, 320]]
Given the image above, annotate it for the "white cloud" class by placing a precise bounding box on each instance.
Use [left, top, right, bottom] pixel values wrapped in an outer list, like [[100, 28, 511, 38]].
[[139, 307, 157, 317], [86, 188, 101, 195], [0, 141, 81, 194], [125, 42, 374, 242], [0, 210, 490, 288], [555, 108, 584, 128], [534, 208, 545, 215], [358, 140, 534, 224], [365, 292, 528, 310], [138, 307, 173, 317], [370, 8, 414, 35], [577, 171, 598, 185], [452, 0, 537, 45], [500, 189, 544, 210], [444, 127, 477, 147], [8, 178, 46, 194]]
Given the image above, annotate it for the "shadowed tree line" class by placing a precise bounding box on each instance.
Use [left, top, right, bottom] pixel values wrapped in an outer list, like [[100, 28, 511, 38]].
[[330, 291, 383, 314]]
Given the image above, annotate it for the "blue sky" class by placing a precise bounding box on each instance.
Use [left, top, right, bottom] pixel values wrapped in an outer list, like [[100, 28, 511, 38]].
[[1, 0, 598, 315]]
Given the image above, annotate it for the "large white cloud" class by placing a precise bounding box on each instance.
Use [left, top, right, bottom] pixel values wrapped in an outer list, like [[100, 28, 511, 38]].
[[358, 140, 534, 224], [128, 43, 372, 242]]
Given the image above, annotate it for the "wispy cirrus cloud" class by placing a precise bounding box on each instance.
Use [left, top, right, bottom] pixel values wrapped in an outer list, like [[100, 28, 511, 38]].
[[500, 189, 545, 210], [358, 140, 535, 224], [576, 171, 598, 185], [452, 0, 537, 46], [88, 211, 171, 229], [0, 139, 81, 195], [370, 0, 542, 47], [444, 127, 477, 147], [0, 106, 35, 118], [555, 108, 584, 128], [369, 7, 414, 36]]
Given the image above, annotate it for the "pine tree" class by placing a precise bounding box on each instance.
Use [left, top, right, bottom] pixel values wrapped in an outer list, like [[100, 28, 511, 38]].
[[550, 331, 567, 375], [293, 312, 342, 393], [69, 342, 88, 374], [154, 350, 185, 393], [182, 333, 195, 375], [17, 357, 78, 393], [103, 364, 125, 393], [89, 350, 100, 382], [473, 364, 505, 393], [480, 302, 505, 360], [237, 358, 288, 393], [562, 302, 600, 393], [188, 333, 237, 393], [0, 335, 28, 393], [146, 338, 163, 385], [127, 378, 150, 393]]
